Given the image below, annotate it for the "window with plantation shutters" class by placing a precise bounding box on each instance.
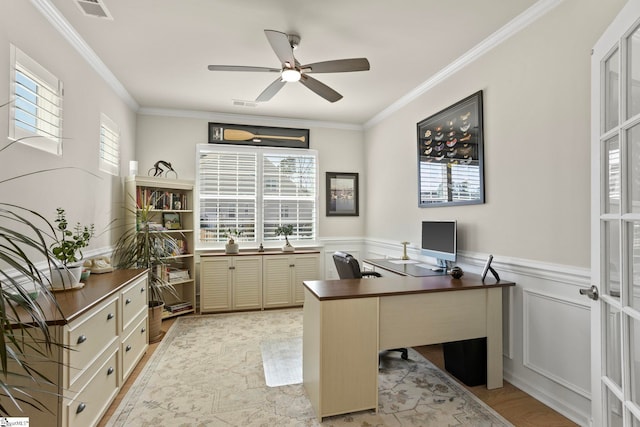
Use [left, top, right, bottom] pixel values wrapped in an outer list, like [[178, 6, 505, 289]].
[[197, 144, 317, 248], [9, 44, 63, 155], [99, 113, 120, 176]]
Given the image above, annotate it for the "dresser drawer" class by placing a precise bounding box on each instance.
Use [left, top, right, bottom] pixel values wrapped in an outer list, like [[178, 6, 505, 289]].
[[121, 310, 148, 383], [66, 297, 118, 388], [65, 349, 118, 427], [121, 276, 147, 332]]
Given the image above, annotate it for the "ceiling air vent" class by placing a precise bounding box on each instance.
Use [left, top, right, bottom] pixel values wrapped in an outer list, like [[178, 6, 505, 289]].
[[76, 0, 113, 19], [232, 100, 258, 108]]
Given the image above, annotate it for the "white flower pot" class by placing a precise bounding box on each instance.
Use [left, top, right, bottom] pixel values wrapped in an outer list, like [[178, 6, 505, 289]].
[[50, 265, 84, 290], [225, 242, 239, 254]]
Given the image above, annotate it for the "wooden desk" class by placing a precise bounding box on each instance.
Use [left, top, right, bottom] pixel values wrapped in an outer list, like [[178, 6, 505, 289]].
[[302, 274, 515, 421]]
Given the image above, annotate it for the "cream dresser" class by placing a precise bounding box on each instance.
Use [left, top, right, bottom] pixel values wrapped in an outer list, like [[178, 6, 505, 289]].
[[9, 269, 148, 427]]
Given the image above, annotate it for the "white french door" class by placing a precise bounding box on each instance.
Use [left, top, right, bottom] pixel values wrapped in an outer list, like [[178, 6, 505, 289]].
[[590, 1, 640, 425]]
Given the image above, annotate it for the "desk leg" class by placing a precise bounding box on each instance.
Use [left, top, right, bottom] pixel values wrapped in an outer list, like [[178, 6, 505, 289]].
[[486, 287, 503, 389]]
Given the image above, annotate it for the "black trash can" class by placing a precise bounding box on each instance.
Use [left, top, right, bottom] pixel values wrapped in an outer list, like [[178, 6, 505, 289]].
[[442, 338, 487, 386]]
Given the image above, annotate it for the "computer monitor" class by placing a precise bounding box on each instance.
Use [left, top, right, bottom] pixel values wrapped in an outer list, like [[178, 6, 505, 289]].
[[421, 220, 457, 268]]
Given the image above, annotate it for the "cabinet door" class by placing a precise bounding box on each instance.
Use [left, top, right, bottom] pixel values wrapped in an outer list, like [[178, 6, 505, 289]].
[[263, 256, 293, 308], [200, 257, 232, 312], [232, 256, 262, 310], [292, 254, 320, 305]]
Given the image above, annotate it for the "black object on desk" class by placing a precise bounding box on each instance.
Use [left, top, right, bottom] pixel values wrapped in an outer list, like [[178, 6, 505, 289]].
[[363, 258, 447, 277], [443, 337, 487, 386]]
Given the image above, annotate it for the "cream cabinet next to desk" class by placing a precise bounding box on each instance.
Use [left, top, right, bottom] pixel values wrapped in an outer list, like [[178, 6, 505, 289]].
[[200, 250, 320, 313], [263, 253, 319, 308]]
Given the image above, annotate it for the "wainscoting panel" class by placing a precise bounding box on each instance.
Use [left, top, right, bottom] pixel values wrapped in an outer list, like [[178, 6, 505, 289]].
[[361, 237, 593, 426], [523, 290, 591, 398]]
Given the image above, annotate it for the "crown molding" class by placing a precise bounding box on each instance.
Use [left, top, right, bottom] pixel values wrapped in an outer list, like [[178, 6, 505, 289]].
[[364, 0, 565, 129], [30, 0, 140, 111], [137, 107, 364, 131]]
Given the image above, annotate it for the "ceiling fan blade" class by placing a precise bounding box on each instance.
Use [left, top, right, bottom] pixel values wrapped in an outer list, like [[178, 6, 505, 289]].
[[300, 75, 343, 103], [301, 58, 370, 73], [208, 65, 280, 73], [255, 78, 286, 102], [264, 30, 296, 68]]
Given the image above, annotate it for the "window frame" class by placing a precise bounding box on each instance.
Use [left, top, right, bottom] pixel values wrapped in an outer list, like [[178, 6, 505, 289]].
[[196, 143, 319, 250], [9, 44, 63, 156], [99, 113, 120, 176]]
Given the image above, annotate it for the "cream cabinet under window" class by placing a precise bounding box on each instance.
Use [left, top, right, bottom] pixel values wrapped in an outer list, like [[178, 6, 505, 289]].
[[200, 255, 263, 312], [199, 251, 320, 313], [263, 253, 320, 308]]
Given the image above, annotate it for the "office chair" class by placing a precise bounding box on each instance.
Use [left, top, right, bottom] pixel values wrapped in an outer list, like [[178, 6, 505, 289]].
[[332, 251, 408, 360]]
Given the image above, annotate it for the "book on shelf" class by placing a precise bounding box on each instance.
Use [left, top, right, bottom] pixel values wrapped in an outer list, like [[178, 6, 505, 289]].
[[136, 187, 188, 211], [165, 301, 193, 313], [156, 265, 191, 283]]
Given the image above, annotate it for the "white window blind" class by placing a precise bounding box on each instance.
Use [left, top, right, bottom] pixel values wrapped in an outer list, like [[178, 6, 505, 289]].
[[9, 44, 63, 155], [198, 145, 317, 247], [263, 152, 316, 241], [99, 113, 120, 176]]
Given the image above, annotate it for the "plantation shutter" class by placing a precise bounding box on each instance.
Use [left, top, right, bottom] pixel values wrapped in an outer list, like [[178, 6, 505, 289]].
[[10, 44, 63, 155], [199, 150, 258, 242], [262, 152, 317, 241], [99, 114, 120, 176]]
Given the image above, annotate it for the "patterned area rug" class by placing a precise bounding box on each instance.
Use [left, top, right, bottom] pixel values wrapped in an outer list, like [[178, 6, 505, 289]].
[[107, 309, 513, 426]]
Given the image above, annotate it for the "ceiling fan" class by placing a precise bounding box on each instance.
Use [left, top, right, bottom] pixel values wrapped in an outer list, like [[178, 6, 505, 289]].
[[207, 30, 370, 103]]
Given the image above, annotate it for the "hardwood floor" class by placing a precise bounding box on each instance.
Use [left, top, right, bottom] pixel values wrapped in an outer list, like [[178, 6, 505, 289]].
[[98, 317, 578, 427]]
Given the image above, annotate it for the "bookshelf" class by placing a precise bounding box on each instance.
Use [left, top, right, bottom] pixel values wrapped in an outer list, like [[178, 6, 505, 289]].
[[125, 176, 196, 319]]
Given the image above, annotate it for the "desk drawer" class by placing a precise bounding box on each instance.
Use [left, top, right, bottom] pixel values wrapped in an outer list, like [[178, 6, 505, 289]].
[[121, 311, 148, 383], [66, 349, 118, 427], [121, 276, 147, 332], [66, 297, 118, 388]]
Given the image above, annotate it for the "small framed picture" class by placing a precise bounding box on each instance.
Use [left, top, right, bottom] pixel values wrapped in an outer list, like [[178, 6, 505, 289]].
[[326, 172, 359, 216], [163, 212, 181, 230]]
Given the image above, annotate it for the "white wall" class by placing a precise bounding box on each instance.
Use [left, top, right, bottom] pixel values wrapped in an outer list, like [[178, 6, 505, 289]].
[[364, 0, 625, 268], [0, 2, 136, 254], [135, 112, 366, 241], [361, 1, 626, 425]]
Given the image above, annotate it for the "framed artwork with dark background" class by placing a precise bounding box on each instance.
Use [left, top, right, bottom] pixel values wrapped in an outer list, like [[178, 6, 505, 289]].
[[417, 90, 485, 207], [208, 122, 309, 149], [326, 172, 359, 216]]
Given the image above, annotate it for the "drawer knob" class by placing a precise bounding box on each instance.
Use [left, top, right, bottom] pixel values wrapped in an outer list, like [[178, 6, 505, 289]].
[[107, 313, 114, 320], [77, 335, 87, 345], [76, 402, 86, 414], [107, 366, 114, 375], [140, 327, 146, 333], [140, 287, 145, 293], [126, 344, 132, 352], [125, 298, 132, 305]]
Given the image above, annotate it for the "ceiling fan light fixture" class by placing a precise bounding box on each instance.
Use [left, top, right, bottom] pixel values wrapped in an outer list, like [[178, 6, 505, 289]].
[[282, 68, 301, 82]]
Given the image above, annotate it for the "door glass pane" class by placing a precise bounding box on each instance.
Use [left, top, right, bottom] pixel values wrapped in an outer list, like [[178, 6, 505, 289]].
[[630, 125, 640, 213], [632, 221, 640, 312], [606, 48, 620, 131], [605, 136, 621, 214], [607, 386, 624, 427], [606, 220, 622, 299], [628, 24, 640, 119], [605, 304, 622, 387], [632, 315, 640, 408]]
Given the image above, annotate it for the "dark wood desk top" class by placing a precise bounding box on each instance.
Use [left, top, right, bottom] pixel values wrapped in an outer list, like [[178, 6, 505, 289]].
[[303, 273, 514, 301], [13, 269, 147, 326]]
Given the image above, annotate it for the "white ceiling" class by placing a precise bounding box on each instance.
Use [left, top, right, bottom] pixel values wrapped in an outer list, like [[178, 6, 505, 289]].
[[47, 0, 542, 125]]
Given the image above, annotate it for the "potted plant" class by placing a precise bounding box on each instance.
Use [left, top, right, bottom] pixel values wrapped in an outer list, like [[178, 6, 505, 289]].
[[275, 224, 295, 252], [224, 228, 243, 254], [112, 194, 181, 342], [49, 207, 95, 290]]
